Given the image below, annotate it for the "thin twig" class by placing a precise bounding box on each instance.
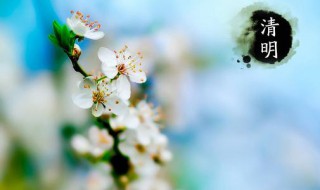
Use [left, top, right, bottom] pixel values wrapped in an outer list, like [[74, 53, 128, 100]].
[[67, 53, 89, 77]]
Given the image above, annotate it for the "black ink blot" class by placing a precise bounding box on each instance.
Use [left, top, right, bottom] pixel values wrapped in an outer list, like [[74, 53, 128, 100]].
[[242, 55, 251, 63], [249, 10, 293, 64]]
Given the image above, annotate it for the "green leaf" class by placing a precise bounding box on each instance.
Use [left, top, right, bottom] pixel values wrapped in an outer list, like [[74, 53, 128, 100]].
[[69, 31, 76, 49], [61, 25, 71, 53], [101, 151, 113, 162], [70, 30, 77, 38], [52, 21, 62, 42], [48, 34, 59, 46], [50, 21, 77, 55]]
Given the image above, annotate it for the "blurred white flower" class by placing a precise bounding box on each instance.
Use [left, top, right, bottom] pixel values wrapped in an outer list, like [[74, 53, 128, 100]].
[[98, 46, 146, 100], [150, 133, 172, 163], [110, 100, 159, 132], [134, 158, 160, 177], [72, 77, 127, 117], [86, 163, 114, 190], [71, 126, 113, 157], [67, 11, 104, 40], [110, 107, 140, 130], [119, 123, 171, 166], [117, 99, 171, 166], [135, 124, 159, 146], [135, 100, 160, 125], [127, 177, 172, 190], [119, 129, 152, 165]]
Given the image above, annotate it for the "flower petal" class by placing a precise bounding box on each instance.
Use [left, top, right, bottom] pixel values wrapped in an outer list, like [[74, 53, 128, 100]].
[[160, 149, 172, 162], [137, 131, 151, 145], [92, 103, 105, 117], [101, 63, 118, 79], [110, 109, 139, 130], [119, 141, 136, 156], [85, 31, 105, 40], [128, 71, 147, 83], [136, 124, 158, 145], [71, 135, 91, 154], [98, 130, 114, 150], [79, 77, 96, 90], [104, 96, 128, 116], [88, 126, 100, 143], [66, 18, 76, 30], [98, 47, 118, 66], [123, 109, 140, 129], [90, 147, 104, 157], [154, 134, 168, 147], [70, 22, 88, 36], [72, 92, 93, 109], [115, 75, 131, 100]]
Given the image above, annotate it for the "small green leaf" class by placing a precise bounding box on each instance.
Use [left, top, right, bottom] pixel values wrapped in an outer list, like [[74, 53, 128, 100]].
[[69, 31, 76, 49], [48, 34, 59, 46], [70, 38, 76, 46], [50, 21, 77, 54], [101, 151, 113, 162], [61, 25, 71, 53], [70, 30, 77, 38], [52, 21, 62, 42]]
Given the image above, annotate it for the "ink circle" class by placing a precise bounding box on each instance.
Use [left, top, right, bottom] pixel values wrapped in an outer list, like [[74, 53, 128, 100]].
[[249, 10, 293, 64]]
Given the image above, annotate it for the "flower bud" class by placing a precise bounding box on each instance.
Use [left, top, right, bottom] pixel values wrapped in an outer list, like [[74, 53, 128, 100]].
[[72, 43, 81, 57]]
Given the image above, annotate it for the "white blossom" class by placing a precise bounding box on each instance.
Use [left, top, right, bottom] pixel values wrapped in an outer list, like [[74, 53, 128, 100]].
[[135, 100, 161, 125], [150, 133, 172, 163], [118, 129, 152, 165], [98, 46, 147, 100], [116, 99, 171, 167], [110, 107, 140, 131], [67, 11, 104, 40], [119, 124, 171, 164], [72, 77, 128, 117], [110, 100, 159, 131], [71, 126, 114, 157], [127, 177, 172, 190], [86, 163, 114, 190]]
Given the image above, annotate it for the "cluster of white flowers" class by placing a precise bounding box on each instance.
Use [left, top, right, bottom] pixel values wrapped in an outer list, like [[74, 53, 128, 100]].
[[116, 101, 172, 166], [72, 44, 147, 117], [59, 11, 172, 189], [72, 101, 172, 189], [71, 126, 114, 157]]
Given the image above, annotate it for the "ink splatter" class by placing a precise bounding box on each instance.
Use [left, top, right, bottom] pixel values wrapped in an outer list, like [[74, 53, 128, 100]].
[[232, 3, 298, 67], [242, 55, 251, 63], [235, 55, 252, 69]]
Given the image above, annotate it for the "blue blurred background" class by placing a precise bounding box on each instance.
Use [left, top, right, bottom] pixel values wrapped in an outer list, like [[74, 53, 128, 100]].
[[1, 0, 320, 189]]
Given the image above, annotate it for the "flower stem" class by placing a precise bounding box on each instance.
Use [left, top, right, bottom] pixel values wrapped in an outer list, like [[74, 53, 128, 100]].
[[97, 117, 131, 179], [97, 76, 107, 82], [67, 53, 89, 77]]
